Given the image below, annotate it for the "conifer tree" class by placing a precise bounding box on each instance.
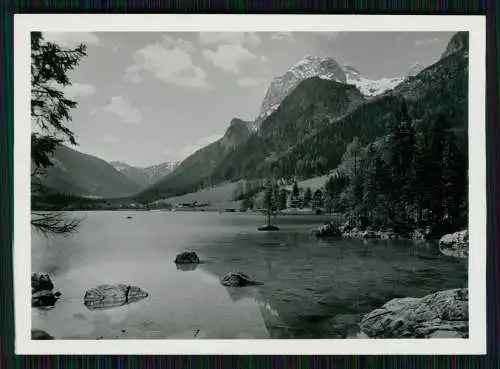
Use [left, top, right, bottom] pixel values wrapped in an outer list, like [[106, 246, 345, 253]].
[[31, 32, 87, 236]]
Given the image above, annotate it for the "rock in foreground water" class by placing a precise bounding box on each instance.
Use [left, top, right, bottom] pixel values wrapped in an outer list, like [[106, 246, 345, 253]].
[[359, 288, 468, 338], [31, 329, 54, 340], [84, 284, 149, 310], [174, 251, 200, 264], [31, 272, 54, 293], [439, 230, 468, 258], [31, 272, 61, 307], [221, 272, 263, 287]]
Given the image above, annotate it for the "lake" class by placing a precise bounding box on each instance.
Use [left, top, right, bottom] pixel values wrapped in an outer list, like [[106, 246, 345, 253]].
[[31, 211, 468, 339]]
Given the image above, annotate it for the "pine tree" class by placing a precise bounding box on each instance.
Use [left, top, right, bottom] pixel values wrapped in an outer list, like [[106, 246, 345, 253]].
[[442, 129, 466, 229], [30, 32, 87, 236], [279, 188, 288, 210], [304, 187, 312, 207], [313, 189, 324, 210]]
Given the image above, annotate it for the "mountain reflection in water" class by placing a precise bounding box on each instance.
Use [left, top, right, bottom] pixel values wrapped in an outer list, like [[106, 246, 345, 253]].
[[31, 211, 467, 339]]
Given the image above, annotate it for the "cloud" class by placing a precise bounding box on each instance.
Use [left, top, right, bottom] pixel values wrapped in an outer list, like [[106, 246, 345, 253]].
[[99, 135, 120, 143], [126, 36, 208, 88], [203, 44, 257, 73], [415, 37, 442, 46], [237, 77, 259, 87], [64, 83, 97, 98], [103, 96, 142, 124], [271, 32, 295, 43], [43, 32, 101, 47], [179, 134, 222, 159], [199, 32, 261, 48], [260, 55, 268, 62]]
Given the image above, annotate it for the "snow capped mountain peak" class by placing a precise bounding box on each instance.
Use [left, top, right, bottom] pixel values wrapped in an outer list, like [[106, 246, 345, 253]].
[[405, 62, 425, 77], [258, 55, 346, 120], [341, 64, 404, 97]]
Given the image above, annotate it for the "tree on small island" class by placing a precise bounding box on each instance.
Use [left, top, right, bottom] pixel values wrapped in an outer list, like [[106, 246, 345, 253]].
[[258, 179, 280, 231]]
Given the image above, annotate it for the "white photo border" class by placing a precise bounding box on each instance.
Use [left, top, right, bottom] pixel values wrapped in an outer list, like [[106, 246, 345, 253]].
[[14, 14, 486, 355]]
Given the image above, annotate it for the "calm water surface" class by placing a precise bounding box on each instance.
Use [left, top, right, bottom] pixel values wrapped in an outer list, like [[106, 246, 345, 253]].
[[32, 211, 467, 339]]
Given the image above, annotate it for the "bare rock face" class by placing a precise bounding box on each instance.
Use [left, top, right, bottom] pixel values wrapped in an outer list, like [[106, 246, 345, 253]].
[[439, 230, 468, 258], [220, 272, 263, 287], [359, 288, 468, 338], [83, 284, 148, 310], [442, 31, 469, 59], [174, 251, 201, 264], [259, 56, 346, 119], [31, 329, 54, 340]]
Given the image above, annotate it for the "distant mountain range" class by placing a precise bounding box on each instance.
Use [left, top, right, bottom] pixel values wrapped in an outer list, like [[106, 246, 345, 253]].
[[34, 32, 468, 203], [137, 31, 468, 203], [109, 161, 179, 187]]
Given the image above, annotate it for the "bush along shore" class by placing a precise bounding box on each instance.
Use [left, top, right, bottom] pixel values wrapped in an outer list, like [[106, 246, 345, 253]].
[[312, 218, 467, 243]]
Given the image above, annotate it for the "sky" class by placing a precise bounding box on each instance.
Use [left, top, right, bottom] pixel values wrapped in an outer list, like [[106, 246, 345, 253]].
[[41, 31, 456, 167]]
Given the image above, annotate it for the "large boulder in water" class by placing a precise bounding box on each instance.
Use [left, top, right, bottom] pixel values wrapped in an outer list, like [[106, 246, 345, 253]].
[[220, 272, 263, 287], [174, 251, 200, 264], [83, 284, 148, 310], [32, 290, 61, 307], [359, 288, 468, 338], [31, 272, 61, 307], [439, 230, 468, 258], [31, 329, 54, 340], [31, 272, 54, 293]]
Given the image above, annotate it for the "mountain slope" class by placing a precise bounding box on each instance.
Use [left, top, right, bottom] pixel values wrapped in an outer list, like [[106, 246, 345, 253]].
[[270, 36, 469, 179], [258, 56, 346, 122], [441, 31, 469, 59], [204, 32, 468, 185], [138, 78, 364, 202], [37, 145, 141, 198], [342, 64, 404, 97], [138, 32, 468, 202]]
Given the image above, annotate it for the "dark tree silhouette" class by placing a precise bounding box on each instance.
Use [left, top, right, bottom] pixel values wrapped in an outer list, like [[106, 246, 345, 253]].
[[30, 32, 87, 236]]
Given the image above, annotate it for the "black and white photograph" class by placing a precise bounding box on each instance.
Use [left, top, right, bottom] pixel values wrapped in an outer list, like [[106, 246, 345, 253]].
[[15, 15, 486, 355]]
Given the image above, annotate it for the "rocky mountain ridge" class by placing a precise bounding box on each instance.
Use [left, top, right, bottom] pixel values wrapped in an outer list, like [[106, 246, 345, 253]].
[[110, 161, 179, 187]]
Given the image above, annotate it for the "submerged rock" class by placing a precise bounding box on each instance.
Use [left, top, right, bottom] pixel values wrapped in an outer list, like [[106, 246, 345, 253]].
[[83, 284, 149, 310], [439, 230, 468, 258], [31, 272, 54, 294], [32, 290, 60, 307], [220, 272, 263, 287], [258, 225, 280, 231], [174, 251, 200, 264], [359, 288, 468, 338], [31, 329, 54, 340], [312, 222, 341, 237], [176, 263, 199, 272]]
